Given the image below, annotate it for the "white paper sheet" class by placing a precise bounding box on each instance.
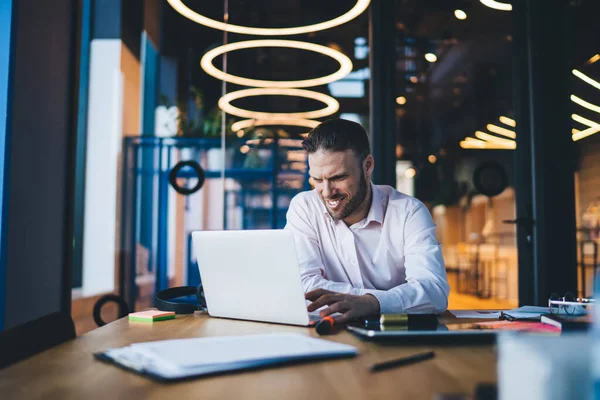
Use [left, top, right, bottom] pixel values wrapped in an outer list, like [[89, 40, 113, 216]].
[[101, 333, 358, 380]]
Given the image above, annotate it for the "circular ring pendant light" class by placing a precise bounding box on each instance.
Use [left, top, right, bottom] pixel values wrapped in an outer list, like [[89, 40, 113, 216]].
[[167, 0, 371, 36], [231, 119, 320, 133], [201, 40, 353, 88], [219, 88, 339, 120], [479, 0, 512, 11]]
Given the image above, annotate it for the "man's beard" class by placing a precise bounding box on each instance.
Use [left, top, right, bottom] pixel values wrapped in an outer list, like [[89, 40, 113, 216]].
[[323, 172, 369, 221]]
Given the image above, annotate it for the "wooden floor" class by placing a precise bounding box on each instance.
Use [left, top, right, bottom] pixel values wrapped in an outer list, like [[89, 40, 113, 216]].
[[447, 273, 518, 310]]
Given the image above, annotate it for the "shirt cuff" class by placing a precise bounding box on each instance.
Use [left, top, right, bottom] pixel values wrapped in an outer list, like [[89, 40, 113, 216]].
[[361, 288, 406, 314]]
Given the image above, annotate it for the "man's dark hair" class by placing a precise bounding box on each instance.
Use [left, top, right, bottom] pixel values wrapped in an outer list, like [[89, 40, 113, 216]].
[[302, 118, 371, 163]]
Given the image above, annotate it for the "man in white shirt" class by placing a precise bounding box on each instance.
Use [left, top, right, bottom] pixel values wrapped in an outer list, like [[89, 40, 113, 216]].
[[284, 118, 449, 323]]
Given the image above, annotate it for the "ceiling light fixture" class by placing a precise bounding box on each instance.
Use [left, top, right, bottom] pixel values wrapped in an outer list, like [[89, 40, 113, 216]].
[[571, 94, 600, 114], [486, 123, 516, 139], [201, 40, 353, 88], [499, 116, 516, 127], [409, 76, 419, 84], [167, 0, 371, 35], [396, 96, 407, 105], [231, 118, 320, 133], [573, 69, 600, 90], [479, 0, 512, 11], [425, 53, 438, 63], [218, 88, 339, 120], [454, 9, 467, 20]]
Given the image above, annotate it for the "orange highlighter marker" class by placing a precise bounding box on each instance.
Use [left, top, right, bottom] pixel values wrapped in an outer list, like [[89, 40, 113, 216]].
[[315, 316, 335, 335]]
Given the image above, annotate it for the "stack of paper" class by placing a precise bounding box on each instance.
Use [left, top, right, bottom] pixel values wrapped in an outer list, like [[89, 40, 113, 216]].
[[96, 333, 357, 381]]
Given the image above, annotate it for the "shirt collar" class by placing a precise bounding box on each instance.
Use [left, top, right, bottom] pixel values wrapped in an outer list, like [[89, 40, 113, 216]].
[[319, 181, 384, 225], [365, 182, 384, 225]]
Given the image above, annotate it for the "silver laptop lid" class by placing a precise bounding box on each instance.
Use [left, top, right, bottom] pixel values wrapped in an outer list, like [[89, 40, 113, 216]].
[[192, 229, 310, 326]]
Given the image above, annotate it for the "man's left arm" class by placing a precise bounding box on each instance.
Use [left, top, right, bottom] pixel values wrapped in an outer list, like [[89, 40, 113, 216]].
[[362, 203, 450, 313]]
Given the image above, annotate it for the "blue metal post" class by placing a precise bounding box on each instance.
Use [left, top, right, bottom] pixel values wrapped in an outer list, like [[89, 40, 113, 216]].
[[155, 139, 169, 294], [0, 0, 16, 331], [129, 141, 141, 310]]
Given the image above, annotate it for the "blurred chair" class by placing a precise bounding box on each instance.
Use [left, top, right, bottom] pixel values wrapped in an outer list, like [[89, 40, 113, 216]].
[[578, 240, 598, 298], [456, 242, 476, 294], [475, 243, 498, 299], [0, 311, 75, 369]]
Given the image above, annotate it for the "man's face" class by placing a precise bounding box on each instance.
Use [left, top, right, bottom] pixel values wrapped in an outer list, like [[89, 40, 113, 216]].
[[308, 149, 373, 223]]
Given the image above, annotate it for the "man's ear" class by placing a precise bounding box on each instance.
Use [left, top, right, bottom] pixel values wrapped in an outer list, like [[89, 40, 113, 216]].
[[363, 154, 375, 177]]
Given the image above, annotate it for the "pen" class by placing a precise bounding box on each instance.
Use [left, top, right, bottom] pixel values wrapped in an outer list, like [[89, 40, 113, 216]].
[[369, 351, 435, 372]]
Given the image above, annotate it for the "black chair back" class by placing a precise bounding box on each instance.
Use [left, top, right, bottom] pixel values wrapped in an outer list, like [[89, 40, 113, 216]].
[[0, 311, 76, 369]]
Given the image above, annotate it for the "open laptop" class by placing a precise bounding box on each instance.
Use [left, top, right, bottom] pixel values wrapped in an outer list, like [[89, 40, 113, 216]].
[[191, 229, 320, 326]]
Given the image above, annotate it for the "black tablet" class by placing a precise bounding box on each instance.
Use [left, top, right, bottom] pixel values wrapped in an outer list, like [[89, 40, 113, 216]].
[[346, 321, 497, 344]]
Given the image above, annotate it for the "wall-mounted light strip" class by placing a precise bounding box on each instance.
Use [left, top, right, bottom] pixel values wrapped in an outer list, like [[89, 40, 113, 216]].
[[571, 94, 600, 114], [201, 40, 353, 88], [167, 0, 371, 36], [231, 118, 319, 133], [486, 123, 516, 139], [499, 116, 516, 127], [475, 131, 517, 148], [573, 126, 600, 141], [573, 69, 600, 90], [218, 88, 339, 120], [479, 0, 512, 11], [572, 113, 600, 128]]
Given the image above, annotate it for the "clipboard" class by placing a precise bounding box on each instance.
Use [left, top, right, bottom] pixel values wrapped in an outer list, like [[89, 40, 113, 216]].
[[94, 333, 358, 382]]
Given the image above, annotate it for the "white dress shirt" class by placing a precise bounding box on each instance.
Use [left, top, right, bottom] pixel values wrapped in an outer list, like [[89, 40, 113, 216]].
[[284, 183, 450, 313]]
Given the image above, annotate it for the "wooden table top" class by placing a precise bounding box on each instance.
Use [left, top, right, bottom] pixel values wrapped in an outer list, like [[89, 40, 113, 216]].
[[0, 312, 497, 400]]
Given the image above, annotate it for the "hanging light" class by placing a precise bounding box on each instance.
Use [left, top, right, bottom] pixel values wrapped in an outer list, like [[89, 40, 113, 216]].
[[572, 113, 600, 128], [479, 0, 512, 11], [573, 126, 600, 141], [499, 116, 516, 127], [573, 69, 600, 90], [396, 96, 407, 105], [231, 119, 320, 133], [475, 131, 516, 148], [454, 10, 467, 20], [167, 0, 371, 36], [486, 123, 516, 139], [586, 54, 600, 65], [571, 95, 600, 114], [201, 40, 353, 88], [218, 88, 339, 120], [425, 53, 437, 63]]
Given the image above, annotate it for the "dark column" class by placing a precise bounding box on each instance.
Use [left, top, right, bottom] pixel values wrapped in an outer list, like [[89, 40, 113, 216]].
[[0, 1, 17, 331], [369, 0, 396, 187], [4, 0, 78, 328], [513, 0, 577, 305], [71, 0, 92, 291]]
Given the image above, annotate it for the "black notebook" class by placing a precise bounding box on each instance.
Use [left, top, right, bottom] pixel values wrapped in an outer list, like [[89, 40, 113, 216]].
[[540, 313, 591, 331]]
